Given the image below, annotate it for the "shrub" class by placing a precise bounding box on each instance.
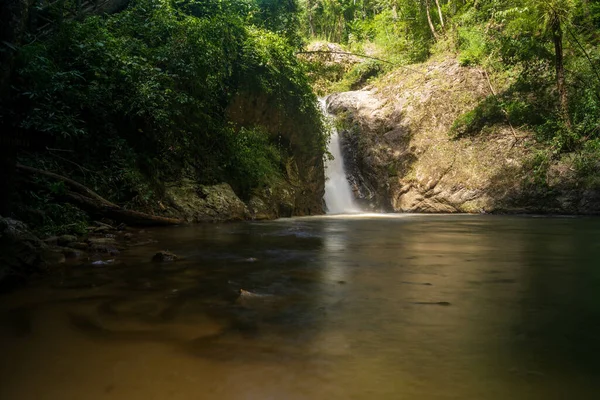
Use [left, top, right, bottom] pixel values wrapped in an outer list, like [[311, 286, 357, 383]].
[[12, 0, 325, 208]]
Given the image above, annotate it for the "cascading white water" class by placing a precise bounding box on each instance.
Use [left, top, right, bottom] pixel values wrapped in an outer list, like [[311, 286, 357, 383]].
[[321, 99, 360, 214]]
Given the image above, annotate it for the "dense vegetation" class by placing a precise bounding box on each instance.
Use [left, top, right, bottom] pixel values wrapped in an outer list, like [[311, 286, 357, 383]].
[[2, 0, 326, 234], [2, 0, 600, 236], [300, 0, 600, 188]]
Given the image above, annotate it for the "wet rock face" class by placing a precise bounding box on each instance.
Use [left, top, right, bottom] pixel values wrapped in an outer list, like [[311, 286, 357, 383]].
[[165, 178, 313, 222], [329, 61, 499, 213], [327, 91, 400, 212], [246, 185, 299, 220], [338, 126, 393, 212]]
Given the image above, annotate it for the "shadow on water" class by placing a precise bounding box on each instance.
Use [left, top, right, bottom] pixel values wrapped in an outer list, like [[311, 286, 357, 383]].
[[508, 218, 600, 374]]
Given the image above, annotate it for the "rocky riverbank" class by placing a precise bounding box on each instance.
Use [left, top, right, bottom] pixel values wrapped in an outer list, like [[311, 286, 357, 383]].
[[0, 216, 165, 292], [327, 58, 600, 214]]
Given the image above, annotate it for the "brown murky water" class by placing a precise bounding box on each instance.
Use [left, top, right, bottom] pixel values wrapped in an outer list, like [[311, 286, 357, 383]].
[[1, 214, 600, 399]]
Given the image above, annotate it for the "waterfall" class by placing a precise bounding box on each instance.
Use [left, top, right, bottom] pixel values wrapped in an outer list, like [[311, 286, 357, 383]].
[[321, 98, 360, 214]]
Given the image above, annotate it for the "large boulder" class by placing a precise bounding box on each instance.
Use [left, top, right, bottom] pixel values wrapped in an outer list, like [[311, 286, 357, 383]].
[[166, 181, 249, 222]]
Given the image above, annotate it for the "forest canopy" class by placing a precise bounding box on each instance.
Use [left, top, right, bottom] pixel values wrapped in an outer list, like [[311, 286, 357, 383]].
[[4, 0, 326, 234], [300, 0, 600, 167], [2, 0, 600, 234]]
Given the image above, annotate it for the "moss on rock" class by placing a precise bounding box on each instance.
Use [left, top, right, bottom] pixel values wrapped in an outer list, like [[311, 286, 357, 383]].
[[166, 181, 249, 222]]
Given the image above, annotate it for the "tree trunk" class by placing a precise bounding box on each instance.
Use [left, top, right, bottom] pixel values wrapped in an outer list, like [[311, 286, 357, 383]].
[[64, 192, 183, 226], [307, 0, 314, 37], [434, 0, 445, 30], [296, 50, 394, 65], [16, 164, 119, 207], [424, 0, 439, 40], [552, 18, 572, 129], [16, 164, 184, 226]]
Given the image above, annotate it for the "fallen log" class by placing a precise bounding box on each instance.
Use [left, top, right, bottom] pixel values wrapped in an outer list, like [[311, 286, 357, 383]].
[[64, 192, 183, 226], [16, 163, 118, 207], [16, 164, 184, 226]]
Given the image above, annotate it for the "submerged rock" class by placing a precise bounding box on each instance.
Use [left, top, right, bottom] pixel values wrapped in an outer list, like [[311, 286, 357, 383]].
[[87, 237, 120, 255], [57, 234, 78, 246], [61, 247, 88, 260], [412, 301, 451, 306], [70, 242, 89, 250], [151, 251, 179, 262], [91, 259, 115, 266], [235, 289, 284, 312], [43, 236, 59, 245]]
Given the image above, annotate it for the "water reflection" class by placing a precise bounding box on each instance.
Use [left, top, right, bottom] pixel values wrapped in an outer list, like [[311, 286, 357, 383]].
[[0, 215, 599, 399]]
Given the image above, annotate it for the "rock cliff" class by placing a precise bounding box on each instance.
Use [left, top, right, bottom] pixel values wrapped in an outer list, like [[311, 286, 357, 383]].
[[327, 58, 600, 214], [227, 93, 326, 218]]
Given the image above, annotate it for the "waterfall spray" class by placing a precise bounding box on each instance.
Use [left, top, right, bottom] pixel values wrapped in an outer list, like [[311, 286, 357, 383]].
[[321, 98, 360, 214]]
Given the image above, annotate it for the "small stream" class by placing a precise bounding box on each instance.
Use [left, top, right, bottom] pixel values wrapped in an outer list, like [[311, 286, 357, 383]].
[[1, 215, 600, 399]]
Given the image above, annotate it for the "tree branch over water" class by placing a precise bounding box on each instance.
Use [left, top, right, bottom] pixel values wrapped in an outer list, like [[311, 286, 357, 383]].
[[296, 50, 425, 75], [16, 164, 183, 226]]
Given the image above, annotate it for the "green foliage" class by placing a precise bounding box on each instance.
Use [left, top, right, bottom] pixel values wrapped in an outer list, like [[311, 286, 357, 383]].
[[304, 57, 349, 95], [17, 50, 86, 138], [7, 0, 600, 220], [333, 59, 385, 91], [457, 26, 487, 66], [300, 0, 360, 43], [38, 202, 89, 237], [17, 187, 89, 237], [451, 96, 504, 138], [253, 0, 304, 46], [299, 0, 442, 63], [48, 181, 66, 196], [574, 139, 600, 181], [11, 0, 325, 211], [369, 9, 431, 64], [442, 0, 600, 167], [524, 150, 553, 187], [224, 127, 284, 194]]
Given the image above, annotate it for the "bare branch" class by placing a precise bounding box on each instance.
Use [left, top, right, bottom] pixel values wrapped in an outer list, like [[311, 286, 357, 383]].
[[296, 51, 426, 75]]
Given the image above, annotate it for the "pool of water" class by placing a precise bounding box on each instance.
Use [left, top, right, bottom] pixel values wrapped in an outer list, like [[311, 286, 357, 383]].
[[1, 214, 600, 399]]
